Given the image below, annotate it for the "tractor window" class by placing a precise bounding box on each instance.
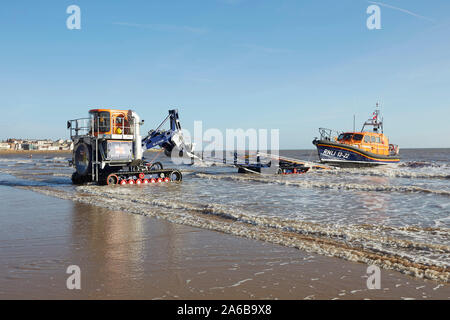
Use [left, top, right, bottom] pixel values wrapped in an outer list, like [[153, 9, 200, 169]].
[[91, 111, 110, 133], [98, 112, 110, 132], [113, 115, 124, 134], [113, 114, 132, 135]]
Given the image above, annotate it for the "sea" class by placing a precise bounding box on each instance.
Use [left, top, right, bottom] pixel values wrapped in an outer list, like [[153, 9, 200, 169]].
[[0, 149, 449, 283]]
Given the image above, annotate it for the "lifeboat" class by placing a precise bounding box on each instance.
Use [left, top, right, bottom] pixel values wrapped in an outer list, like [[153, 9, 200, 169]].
[[312, 104, 400, 166]]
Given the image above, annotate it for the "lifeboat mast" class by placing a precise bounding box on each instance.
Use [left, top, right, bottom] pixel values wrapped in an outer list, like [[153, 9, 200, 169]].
[[361, 103, 383, 134]]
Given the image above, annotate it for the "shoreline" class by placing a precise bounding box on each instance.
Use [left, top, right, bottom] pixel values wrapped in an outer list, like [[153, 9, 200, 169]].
[[0, 185, 448, 299], [0, 150, 71, 155]]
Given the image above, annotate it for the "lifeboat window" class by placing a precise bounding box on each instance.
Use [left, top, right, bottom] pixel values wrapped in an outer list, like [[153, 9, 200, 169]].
[[371, 136, 376, 143], [353, 134, 363, 141], [338, 133, 353, 141], [376, 137, 381, 143], [364, 135, 370, 143]]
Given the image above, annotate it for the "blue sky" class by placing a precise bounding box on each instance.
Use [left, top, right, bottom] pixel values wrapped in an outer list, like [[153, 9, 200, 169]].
[[0, 0, 449, 149]]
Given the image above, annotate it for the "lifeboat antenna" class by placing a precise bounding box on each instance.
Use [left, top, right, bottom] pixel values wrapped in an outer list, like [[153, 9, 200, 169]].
[[361, 102, 383, 133]]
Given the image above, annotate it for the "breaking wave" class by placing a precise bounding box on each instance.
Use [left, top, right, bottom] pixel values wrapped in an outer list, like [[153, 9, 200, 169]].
[[19, 184, 450, 283], [194, 173, 450, 197], [399, 161, 449, 169], [312, 165, 450, 180]]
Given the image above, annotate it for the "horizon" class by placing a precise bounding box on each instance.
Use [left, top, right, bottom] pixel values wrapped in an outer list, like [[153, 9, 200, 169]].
[[2, 136, 449, 152], [1, 1, 449, 149]]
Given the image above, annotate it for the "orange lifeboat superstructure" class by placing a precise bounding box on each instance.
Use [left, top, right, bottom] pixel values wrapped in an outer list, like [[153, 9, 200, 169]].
[[312, 104, 400, 166]]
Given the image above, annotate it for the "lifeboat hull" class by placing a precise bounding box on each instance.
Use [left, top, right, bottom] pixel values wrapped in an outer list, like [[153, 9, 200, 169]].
[[313, 140, 400, 166]]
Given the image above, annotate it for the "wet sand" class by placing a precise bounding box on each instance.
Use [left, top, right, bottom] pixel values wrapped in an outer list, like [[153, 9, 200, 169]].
[[0, 186, 448, 300]]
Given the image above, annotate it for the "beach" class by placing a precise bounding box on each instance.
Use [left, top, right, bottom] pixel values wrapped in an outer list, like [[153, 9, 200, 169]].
[[0, 150, 449, 299], [0, 186, 448, 300], [3, 0, 450, 303]]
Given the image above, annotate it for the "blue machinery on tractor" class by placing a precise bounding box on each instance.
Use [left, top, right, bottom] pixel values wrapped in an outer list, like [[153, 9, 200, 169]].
[[142, 109, 190, 157]]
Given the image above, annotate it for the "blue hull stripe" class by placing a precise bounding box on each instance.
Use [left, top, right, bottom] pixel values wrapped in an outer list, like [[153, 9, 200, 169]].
[[316, 144, 399, 164]]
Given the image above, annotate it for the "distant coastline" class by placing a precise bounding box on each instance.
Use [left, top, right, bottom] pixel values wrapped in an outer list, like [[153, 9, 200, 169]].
[[0, 149, 162, 155], [0, 150, 71, 155]]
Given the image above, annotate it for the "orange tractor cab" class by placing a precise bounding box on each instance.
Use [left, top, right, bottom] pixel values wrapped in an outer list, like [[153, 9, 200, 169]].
[[89, 109, 133, 137]]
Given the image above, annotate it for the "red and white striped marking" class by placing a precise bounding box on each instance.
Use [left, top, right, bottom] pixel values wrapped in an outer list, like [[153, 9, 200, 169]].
[[118, 176, 173, 186]]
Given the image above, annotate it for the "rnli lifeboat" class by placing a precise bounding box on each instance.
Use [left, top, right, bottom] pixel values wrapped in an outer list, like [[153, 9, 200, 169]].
[[312, 105, 400, 166]]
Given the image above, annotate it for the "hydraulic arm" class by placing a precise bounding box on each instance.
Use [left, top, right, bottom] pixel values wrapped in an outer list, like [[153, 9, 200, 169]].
[[142, 109, 194, 157]]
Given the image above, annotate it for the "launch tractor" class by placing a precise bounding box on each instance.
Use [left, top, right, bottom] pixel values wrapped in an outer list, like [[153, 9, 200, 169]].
[[67, 108, 193, 185]]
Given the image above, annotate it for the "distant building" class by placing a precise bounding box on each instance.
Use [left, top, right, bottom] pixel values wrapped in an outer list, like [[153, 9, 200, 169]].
[[0, 142, 11, 150], [2, 138, 73, 151], [22, 143, 38, 150]]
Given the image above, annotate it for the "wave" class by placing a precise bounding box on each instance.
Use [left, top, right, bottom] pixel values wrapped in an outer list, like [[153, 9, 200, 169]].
[[194, 173, 450, 197], [0, 159, 33, 164], [399, 161, 449, 169], [0, 178, 48, 187], [313, 166, 450, 180], [44, 156, 67, 160], [0, 170, 73, 186], [19, 184, 450, 283]]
